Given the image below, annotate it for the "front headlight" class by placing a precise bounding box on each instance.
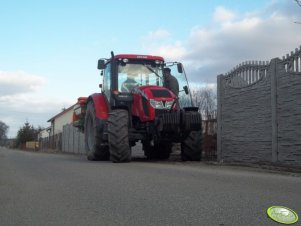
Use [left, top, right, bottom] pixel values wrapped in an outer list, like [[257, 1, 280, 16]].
[[165, 100, 174, 109], [150, 99, 164, 109]]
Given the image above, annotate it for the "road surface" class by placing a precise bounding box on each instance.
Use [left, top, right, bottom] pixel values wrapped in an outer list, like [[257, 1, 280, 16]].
[[0, 147, 300, 226]]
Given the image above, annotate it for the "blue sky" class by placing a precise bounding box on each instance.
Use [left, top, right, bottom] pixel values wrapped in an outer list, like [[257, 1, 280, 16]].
[[1, 0, 301, 137]]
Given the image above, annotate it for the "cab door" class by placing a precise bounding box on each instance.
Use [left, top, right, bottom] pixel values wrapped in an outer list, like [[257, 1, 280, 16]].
[[165, 63, 193, 108]]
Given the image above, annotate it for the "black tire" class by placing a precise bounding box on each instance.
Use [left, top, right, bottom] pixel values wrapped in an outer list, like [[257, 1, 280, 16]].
[[143, 142, 172, 160], [108, 109, 131, 163], [181, 130, 202, 161], [84, 102, 110, 161]]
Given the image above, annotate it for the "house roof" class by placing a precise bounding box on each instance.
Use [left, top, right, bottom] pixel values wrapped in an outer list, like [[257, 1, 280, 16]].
[[47, 104, 76, 122]]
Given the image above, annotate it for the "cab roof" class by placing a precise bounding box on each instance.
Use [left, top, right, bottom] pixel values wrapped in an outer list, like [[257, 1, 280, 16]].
[[114, 54, 164, 61]]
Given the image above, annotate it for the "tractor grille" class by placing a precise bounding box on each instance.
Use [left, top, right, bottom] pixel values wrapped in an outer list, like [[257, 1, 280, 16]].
[[155, 109, 169, 116], [157, 111, 180, 132], [151, 89, 172, 98]]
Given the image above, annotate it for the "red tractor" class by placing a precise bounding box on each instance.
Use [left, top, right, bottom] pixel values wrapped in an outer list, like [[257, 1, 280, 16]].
[[73, 52, 202, 162]]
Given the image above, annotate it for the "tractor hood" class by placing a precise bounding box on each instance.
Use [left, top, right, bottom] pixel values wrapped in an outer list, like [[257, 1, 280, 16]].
[[134, 85, 176, 100], [132, 86, 177, 122]]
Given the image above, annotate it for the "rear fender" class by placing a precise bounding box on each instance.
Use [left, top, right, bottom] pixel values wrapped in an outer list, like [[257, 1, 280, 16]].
[[88, 93, 109, 120]]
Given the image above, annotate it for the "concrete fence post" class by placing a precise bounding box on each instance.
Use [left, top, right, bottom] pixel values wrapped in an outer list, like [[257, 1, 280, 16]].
[[62, 125, 67, 152], [270, 58, 280, 162], [217, 74, 223, 162]]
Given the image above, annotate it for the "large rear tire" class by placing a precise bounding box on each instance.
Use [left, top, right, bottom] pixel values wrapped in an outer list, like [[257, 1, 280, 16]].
[[181, 130, 202, 161], [84, 102, 110, 161], [108, 109, 131, 163]]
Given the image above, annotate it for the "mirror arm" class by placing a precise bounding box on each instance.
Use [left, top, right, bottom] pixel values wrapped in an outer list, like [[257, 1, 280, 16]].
[[169, 97, 179, 112]]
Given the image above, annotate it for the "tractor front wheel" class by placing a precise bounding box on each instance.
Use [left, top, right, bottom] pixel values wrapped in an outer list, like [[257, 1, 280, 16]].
[[108, 109, 131, 163], [84, 101, 109, 161]]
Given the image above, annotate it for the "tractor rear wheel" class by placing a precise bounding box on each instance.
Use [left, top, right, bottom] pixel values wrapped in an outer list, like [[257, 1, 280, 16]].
[[108, 109, 131, 163], [181, 130, 202, 161], [84, 101, 110, 161], [143, 142, 172, 160]]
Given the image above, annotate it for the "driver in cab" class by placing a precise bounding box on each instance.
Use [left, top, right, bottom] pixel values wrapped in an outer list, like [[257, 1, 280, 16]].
[[121, 72, 138, 92]]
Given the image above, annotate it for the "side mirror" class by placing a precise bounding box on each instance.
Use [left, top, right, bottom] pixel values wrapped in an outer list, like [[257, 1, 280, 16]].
[[177, 63, 183, 73], [97, 59, 105, 70], [183, 86, 189, 94]]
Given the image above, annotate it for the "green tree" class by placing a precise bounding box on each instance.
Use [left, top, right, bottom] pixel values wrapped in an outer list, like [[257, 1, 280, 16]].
[[0, 121, 9, 141], [15, 122, 41, 147]]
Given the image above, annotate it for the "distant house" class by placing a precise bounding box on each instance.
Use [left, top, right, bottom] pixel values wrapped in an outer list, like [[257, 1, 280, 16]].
[[47, 105, 76, 136], [38, 127, 51, 140]]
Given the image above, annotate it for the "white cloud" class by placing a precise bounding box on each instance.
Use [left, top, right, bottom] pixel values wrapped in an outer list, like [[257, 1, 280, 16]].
[[213, 6, 235, 24], [149, 41, 187, 61], [146, 29, 171, 40], [0, 71, 73, 137], [141, 29, 171, 46], [0, 94, 72, 114], [222, 17, 261, 31], [0, 94, 74, 138], [141, 29, 187, 61], [143, 1, 301, 84], [0, 71, 47, 96]]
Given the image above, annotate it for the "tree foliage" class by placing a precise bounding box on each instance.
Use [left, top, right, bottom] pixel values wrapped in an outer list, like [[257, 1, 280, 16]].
[[15, 122, 42, 147], [191, 87, 217, 120], [0, 121, 9, 141]]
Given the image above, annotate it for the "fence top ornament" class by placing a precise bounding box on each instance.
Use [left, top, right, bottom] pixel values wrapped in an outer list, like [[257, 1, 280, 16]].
[[222, 45, 301, 88], [282, 45, 301, 60], [225, 60, 269, 75], [224, 60, 269, 89], [280, 45, 301, 73]]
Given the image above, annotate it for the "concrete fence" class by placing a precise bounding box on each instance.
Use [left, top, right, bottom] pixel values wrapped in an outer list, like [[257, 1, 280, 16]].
[[39, 133, 62, 151], [61, 122, 217, 159], [217, 46, 301, 166], [62, 124, 85, 154]]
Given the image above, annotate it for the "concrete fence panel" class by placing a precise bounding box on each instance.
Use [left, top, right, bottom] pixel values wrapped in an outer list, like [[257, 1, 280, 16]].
[[218, 46, 301, 166], [62, 124, 85, 155]]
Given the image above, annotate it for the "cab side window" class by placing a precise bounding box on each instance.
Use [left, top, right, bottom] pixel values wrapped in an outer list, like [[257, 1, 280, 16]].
[[103, 63, 111, 101]]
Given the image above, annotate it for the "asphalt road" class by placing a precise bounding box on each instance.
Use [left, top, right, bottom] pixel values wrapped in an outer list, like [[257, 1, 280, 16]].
[[0, 147, 300, 226]]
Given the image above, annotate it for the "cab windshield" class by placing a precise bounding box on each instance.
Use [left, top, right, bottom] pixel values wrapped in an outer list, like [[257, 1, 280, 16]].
[[117, 60, 164, 92]]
